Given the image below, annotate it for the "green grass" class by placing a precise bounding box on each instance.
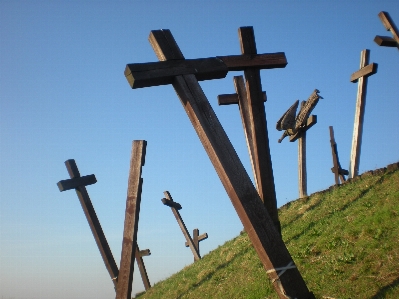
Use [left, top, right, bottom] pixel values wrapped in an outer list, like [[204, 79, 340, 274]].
[[136, 165, 399, 299]]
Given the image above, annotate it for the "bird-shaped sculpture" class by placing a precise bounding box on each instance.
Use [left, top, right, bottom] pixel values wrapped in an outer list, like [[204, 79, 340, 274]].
[[276, 89, 323, 143]]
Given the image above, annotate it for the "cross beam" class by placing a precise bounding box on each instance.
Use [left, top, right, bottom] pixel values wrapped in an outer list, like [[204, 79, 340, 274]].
[[135, 244, 151, 291], [185, 229, 208, 262], [57, 159, 119, 288], [374, 11, 399, 50], [329, 126, 348, 185], [162, 191, 202, 261], [348, 49, 378, 178], [126, 28, 314, 299], [116, 140, 147, 299]]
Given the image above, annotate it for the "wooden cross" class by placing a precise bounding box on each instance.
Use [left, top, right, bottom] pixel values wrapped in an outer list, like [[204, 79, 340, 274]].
[[125, 28, 314, 299], [162, 191, 207, 261], [116, 140, 147, 299], [57, 157, 152, 294], [348, 49, 378, 178], [374, 11, 399, 50], [329, 126, 348, 185]]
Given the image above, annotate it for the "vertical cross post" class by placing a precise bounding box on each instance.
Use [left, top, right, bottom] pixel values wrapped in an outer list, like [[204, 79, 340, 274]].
[[297, 101, 308, 198], [185, 229, 208, 262], [57, 159, 119, 288], [135, 245, 151, 291], [329, 126, 348, 185], [116, 140, 147, 299], [132, 29, 315, 299], [162, 191, 202, 261], [374, 11, 399, 50], [348, 49, 378, 178]]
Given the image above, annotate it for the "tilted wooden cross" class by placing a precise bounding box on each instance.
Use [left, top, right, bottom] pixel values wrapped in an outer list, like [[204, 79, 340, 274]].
[[348, 49, 378, 178], [374, 11, 399, 50], [125, 28, 314, 299], [276, 90, 321, 198], [57, 157, 151, 294], [329, 126, 348, 185], [162, 191, 207, 261]]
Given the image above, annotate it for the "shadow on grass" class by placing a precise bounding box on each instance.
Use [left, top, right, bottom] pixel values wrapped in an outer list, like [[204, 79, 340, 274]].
[[371, 277, 399, 298]]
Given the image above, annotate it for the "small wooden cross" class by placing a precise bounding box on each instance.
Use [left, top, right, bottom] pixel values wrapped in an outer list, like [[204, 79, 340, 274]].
[[162, 191, 207, 261], [329, 126, 348, 185], [374, 11, 399, 50], [348, 49, 378, 178], [135, 244, 151, 291], [185, 229, 208, 262], [125, 28, 314, 299]]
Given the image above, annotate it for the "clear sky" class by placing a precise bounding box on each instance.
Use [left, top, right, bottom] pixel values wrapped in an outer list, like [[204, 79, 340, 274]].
[[1, 1, 398, 298]]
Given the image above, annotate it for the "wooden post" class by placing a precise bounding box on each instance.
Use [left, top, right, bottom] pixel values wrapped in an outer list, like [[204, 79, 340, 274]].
[[162, 191, 202, 261], [329, 126, 348, 185], [374, 11, 399, 50], [185, 229, 208, 262], [116, 140, 147, 299], [57, 160, 119, 288], [297, 101, 307, 198], [135, 244, 151, 291], [125, 28, 314, 299], [348, 50, 378, 178]]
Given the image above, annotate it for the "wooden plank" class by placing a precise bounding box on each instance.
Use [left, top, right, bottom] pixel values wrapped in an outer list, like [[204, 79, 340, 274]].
[[329, 126, 340, 185], [349, 50, 376, 178], [185, 232, 208, 247], [161, 197, 182, 210], [297, 101, 308, 198], [115, 140, 146, 299], [238, 26, 281, 235], [378, 11, 399, 44], [217, 53, 287, 70], [162, 191, 201, 261], [60, 160, 119, 288], [289, 115, 317, 143], [218, 91, 266, 105], [57, 174, 97, 191], [147, 29, 313, 299], [135, 245, 151, 291], [374, 35, 398, 47], [350, 63, 378, 83]]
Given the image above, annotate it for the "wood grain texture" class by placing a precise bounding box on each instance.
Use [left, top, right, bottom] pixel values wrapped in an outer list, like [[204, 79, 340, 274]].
[[57, 174, 97, 191], [61, 159, 119, 288], [218, 91, 266, 105], [217, 53, 287, 70], [116, 140, 146, 299], [147, 28, 313, 299], [288, 115, 317, 143], [297, 101, 308, 198]]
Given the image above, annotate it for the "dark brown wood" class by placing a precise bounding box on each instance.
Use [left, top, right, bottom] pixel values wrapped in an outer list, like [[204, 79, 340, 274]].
[[378, 11, 399, 45], [185, 232, 208, 247], [58, 160, 119, 288], [135, 244, 151, 291], [115, 140, 147, 299], [57, 174, 97, 192], [218, 53, 287, 70], [237, 26, 281, 235], [288, 115, 317, 142], [162, 191, 201, 261], [329, 126, 348, 185], [218, 91, 266, 105], [143, 29, 313, 299], [374, 35, 398, 47], [350, 63, 378, 83]]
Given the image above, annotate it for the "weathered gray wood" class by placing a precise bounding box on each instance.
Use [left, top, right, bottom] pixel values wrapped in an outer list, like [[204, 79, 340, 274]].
[[162, 191, 201, 261], [144, 29, 313, 299], [374, 35, 398, 47], [139, 249, 151, 257], [350, 63, 378, 83], [348, 50, 377, 179], [58, 160, 119, 288], [297, 102, 307, 198], [135, 244, 151, 291], [288, 115, 317, 143], [57, 174, 97, 192], [218, 91, 266, 105], [378, 11, 399, 45], [116, 140, 146, 299], [161, 197, 182, 210]]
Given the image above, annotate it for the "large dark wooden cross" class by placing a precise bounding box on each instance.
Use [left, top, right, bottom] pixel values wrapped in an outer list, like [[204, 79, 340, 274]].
[[57, 156, 151, 295], [162, 191, 208, 262], [329, 126, 348, 185], [348, 49, 377, 178], [374, 11, 399, 50], [125, 28, 314, 299]]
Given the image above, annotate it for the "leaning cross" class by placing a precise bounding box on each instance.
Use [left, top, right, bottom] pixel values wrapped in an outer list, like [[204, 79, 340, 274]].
[[374, 11, 399, 50], [216, 26, 284, 235], [125, 29, 314, 299], [162, 191, 207, 261], [57, 158, 152, 293], [329, 126, 348, 185], [348, 49, 378, 178], [116, 140, 147, 299], [184, 229, 208, 262]]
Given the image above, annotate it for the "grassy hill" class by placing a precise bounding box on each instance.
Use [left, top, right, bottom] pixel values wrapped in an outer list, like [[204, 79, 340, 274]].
[[136, 163, 399, 299]]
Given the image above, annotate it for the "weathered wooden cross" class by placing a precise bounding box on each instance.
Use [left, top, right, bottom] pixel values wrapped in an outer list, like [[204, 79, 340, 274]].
[[329, 126, 348, 185], [276, 90, 321, 198], [348, 49, 378, 178], [57, 156, 152, 295], [125, 28, 314, 299], [374, 11, 399, 50], [162, 191, 208, 261]]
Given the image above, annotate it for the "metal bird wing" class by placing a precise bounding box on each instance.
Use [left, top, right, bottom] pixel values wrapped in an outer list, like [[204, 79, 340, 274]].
[[276, 99, 299, 131]]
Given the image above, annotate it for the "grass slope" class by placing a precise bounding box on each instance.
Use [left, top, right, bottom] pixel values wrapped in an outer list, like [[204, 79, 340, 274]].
[[136, 165, 399, 299]]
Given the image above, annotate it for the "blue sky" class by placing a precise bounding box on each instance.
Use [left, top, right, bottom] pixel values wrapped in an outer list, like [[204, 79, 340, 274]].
[[1, 1, 398, 298]]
